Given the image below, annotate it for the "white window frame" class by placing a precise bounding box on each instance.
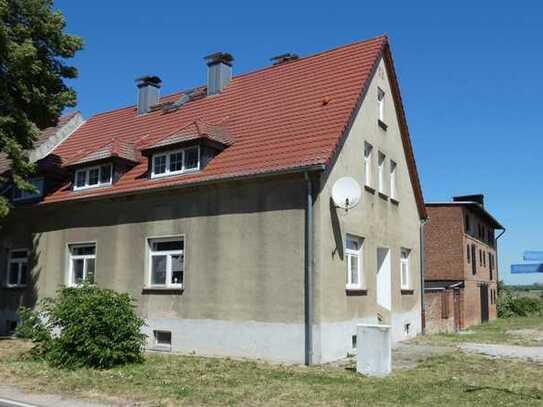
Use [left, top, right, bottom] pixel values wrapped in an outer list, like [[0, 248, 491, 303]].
[[364, 142, 373, 188], [390, 160, 398, 200], [147, 236, 184, 288], [13, 178, 45, 201], [68, 243, 97, 286], [377, 87, 385, 122], [6, 249, 28, 288], [378, 151, 386, 195], [151, 146, 200, 179], [400, 248, 411, 290], [346, 235, 364, 290], [73, 164, 112, 191]]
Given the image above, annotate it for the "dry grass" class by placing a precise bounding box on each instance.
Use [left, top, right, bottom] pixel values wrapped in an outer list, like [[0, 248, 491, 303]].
[[415, 316, 543, 347], [0, 336, 542, 406]]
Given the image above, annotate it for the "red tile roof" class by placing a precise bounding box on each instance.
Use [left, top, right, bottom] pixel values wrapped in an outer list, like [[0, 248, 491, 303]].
[[40, 35, 426, 219], [64, 137, 138, 167]]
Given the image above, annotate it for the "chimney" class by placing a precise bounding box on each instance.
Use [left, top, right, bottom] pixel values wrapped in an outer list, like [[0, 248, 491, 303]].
[[136, 75, 162, 114], [204, 52, 233, 96], [270, 53, 299, 65], [453, 194, 485, 207]]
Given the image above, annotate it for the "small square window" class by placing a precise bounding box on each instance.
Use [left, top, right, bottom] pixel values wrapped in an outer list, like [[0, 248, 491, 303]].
[[154, 330, 172, 346]]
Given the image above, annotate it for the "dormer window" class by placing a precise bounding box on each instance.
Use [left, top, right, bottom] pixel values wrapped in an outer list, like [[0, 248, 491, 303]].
[[13, 177, 44, 201], [74, 164, 112, 191], [151, 146, 200, 179]]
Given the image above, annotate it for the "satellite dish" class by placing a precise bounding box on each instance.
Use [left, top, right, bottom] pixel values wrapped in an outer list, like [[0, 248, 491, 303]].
[[332, 177, 361, 210]]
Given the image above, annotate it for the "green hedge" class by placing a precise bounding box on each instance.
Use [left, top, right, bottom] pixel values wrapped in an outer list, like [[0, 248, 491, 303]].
[[497, 282, 543, 318]]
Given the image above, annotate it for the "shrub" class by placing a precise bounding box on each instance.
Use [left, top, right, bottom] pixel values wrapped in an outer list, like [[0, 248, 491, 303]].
[[17, 283, 146, 369], [497, 281, 543, 318]]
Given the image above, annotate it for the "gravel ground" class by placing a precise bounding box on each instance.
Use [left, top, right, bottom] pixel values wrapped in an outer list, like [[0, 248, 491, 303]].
[[460, 343, 543, 362]]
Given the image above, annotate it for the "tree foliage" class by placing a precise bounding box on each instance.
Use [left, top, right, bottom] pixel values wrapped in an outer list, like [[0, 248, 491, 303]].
[[0, 0, 83, 216], [17, 284, 147, 369]]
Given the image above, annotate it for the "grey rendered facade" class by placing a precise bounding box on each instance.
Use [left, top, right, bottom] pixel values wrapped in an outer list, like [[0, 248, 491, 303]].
[[0, 53, 423, 364]]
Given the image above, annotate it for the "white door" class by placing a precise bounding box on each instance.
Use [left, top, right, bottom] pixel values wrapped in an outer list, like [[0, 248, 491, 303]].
[[377, 247, 391, 310]]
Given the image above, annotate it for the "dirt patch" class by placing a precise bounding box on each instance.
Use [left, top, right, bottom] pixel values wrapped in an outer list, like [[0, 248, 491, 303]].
[[507, 329, 543, 344], [461, 343, 543, 363]]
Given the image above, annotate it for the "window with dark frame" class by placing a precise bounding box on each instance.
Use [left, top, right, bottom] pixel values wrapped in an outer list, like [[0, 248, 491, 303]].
[[466, 244, 470, 263]]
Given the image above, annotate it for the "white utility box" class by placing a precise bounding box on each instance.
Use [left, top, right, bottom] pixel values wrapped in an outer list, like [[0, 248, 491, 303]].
[[356, 324, 392, 377]]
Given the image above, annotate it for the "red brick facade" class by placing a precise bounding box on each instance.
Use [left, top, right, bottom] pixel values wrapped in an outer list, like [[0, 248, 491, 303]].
[[423, 203, 500, 333]]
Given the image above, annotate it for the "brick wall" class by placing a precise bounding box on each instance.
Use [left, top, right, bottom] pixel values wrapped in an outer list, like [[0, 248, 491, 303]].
[[424, 289, 456, 334], [424, 206, 465, 281]]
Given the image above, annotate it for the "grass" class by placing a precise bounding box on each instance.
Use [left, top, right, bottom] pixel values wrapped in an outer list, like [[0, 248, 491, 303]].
[[415, 316, 543, 347], [1, 335, 543, 406]]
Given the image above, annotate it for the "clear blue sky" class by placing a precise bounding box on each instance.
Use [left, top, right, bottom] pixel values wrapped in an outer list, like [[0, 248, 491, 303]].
[[55, 1, 543, 285]]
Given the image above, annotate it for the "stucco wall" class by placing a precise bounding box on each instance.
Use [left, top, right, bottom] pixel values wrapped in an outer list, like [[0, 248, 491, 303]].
[[0, 176, 308, 362], [312, 58, 422, 363]]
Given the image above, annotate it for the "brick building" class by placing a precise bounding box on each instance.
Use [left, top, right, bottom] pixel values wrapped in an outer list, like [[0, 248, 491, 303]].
[[423, 195, 505, 333]]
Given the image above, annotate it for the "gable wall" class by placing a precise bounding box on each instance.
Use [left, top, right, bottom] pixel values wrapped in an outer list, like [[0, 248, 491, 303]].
[[312, 58, 423, 362]]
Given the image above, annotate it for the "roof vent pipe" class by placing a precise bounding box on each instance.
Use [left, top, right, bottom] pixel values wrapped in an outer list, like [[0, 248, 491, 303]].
[[136, 75, 162, 115], [204, 52, 233, 96]]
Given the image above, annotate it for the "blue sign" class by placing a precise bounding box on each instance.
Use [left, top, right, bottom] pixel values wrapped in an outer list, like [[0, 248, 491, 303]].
[[523, 251, 543, 262], [511, 263, 543, 274]]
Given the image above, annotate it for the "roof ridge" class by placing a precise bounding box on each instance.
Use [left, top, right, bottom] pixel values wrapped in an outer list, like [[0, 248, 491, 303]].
[[83, 35, 387, 121]]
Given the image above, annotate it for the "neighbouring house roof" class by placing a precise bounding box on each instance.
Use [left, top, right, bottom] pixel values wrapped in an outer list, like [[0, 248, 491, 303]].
[[424, 280, 464, 291], [23, 35, 426, 219], [425, 201, 504, 229], [0, 112, 84, 175]]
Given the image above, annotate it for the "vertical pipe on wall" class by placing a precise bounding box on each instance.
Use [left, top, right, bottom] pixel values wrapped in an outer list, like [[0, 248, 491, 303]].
[[304, 172, 313, 366], [419, 218, 428, 335]]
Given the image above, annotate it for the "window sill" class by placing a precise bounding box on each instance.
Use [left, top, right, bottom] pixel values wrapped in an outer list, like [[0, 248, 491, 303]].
[[150, 168, 200, 180], [390, 197, 400, 205], [142, 287, 184, 295], [346, 288, 368, 296], [378, 120, 388, 131], [401, 289, 415, 295], [364, 185, 375, 194], [3, 285, 27, 289], [378, 192, 389, 200]]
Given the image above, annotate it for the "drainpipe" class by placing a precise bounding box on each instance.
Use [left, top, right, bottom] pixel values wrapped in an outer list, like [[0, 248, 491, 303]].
[[304, 172, 313, 366], [494, 228, 506, 283], [419, 218, 428, 335]]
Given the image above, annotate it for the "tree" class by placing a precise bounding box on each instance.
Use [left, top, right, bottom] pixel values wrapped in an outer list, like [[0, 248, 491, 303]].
[[0, 0, 83, 217]]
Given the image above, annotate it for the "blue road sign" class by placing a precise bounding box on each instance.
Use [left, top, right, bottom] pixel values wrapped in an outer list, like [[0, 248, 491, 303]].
[[511, 263, 543, 274], [523, 251, 543, 262]]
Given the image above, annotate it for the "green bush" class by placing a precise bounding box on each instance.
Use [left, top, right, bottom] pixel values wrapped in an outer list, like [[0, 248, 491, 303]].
[[497, 281, 543, 318], [17, 283, 146, 369]]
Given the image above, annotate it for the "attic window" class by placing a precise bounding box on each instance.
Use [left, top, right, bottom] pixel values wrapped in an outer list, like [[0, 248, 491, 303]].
[[74, 164, 112, 191], [151, 146, 200, 179]]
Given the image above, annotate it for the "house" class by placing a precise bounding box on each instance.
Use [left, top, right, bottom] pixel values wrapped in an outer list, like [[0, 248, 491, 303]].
[[0, 35, 426, 364], [423, 195, 505, 334]]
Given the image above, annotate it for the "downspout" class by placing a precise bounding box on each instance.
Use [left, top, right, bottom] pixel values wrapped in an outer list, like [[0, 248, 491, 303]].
[[495, 228, 506, 283], [304, 172, 313, 366], [419, 218, 428, 335]]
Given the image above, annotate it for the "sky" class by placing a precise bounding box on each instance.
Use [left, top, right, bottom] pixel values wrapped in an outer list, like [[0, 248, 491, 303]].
[[54, 1, 543, 285]]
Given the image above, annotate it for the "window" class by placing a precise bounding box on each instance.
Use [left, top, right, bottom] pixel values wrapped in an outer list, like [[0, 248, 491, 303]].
[[68, 243, 96, 286], [363, 142, 373, 187], [151, 146, 200, 178], [346, 235, 363, 290], [483, 251, 486, 267], [378, 152, 386, 195], [400, 248, 411, 289], [74, 164, 112, 191], [148, 237, 184, 288], [466, 244, 470, 264], [6, 249, 28, 287], [377, 87, 385, 122], [479, 249, 483, 266], [389, 161, 398, 200], [13, 178, 44, 201], [153, 330, 172, 347], [441, 291, 449, 319], [465, 214, 470, 233]]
